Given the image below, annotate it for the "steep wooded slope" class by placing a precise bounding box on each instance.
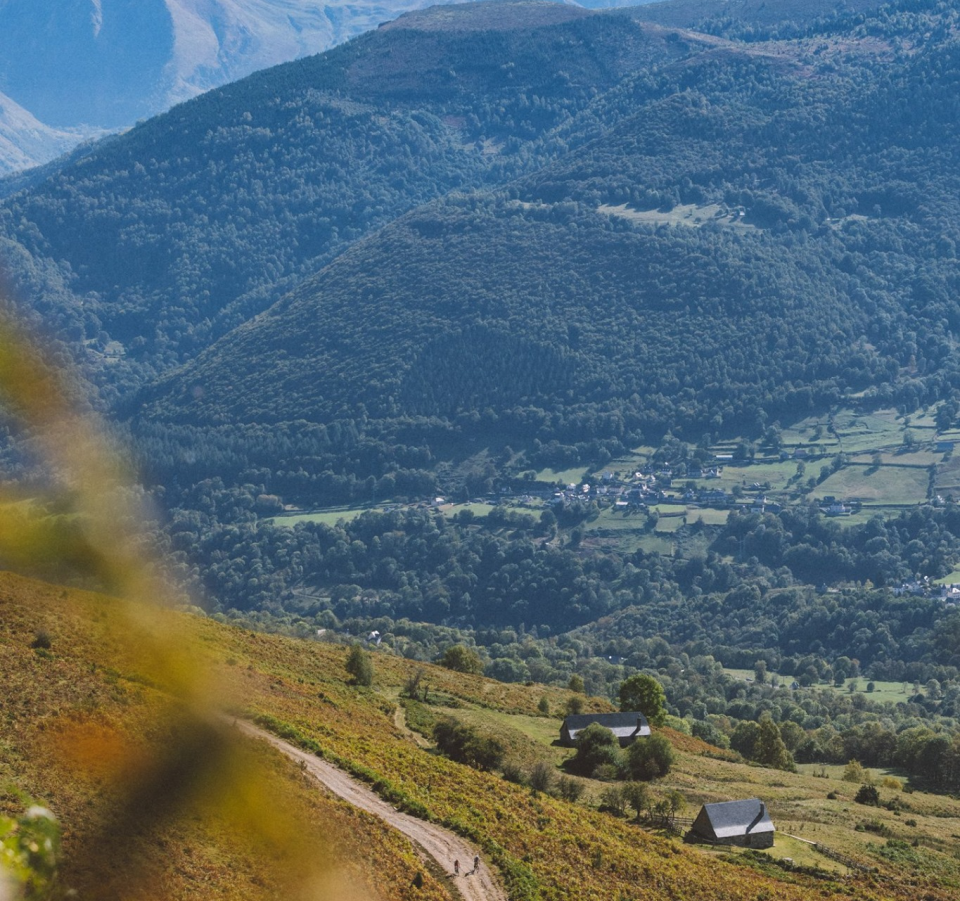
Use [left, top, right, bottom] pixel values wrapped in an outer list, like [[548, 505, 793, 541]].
[[140, 20, 960, 442], [0, 2, 695, 387]]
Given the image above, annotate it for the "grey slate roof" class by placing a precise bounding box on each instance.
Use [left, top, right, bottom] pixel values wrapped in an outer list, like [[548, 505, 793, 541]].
[[697, 799, 774, 839], [561, 711, 650, 743]]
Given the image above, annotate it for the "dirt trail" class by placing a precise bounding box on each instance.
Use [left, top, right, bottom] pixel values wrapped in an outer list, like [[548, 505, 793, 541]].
[[236, 720, 507, 901]]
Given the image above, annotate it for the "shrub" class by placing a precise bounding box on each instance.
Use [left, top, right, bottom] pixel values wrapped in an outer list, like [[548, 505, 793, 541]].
[[599, 784, 629, 816], [855, 784, 881, 806], [567, 723, 621, 777], [692, 719, 729, 749], [439, 644, 484, 675], [433, 718, 504, 771], [556, 776, 585, 803], [30, 630, 52, 650], [402, 668, 426, 699], [501, 760, 526, 785], [624, 734, 675, 781], [528, 761, 555, 794], [344, 643, 373, 686], [843, 760, 869, 783]]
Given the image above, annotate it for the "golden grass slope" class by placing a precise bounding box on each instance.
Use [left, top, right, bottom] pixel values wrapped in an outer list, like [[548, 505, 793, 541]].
[[0, 572, 449, 901], [2, 569, 958, 901]]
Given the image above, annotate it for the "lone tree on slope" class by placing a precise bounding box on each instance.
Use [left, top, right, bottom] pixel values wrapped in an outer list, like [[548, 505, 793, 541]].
[[618, 674, 667, 726]]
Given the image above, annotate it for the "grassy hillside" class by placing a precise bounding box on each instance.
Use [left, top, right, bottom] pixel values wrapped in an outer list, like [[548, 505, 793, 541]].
[[3, 568, 958, 900]]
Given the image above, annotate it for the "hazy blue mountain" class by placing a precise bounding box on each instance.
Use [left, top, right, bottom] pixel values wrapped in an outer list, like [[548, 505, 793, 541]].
[[0, 89, 103, 176], [0, 1, 691, 389], [4, 0, 958, 461], [132, 0, 960, 449]]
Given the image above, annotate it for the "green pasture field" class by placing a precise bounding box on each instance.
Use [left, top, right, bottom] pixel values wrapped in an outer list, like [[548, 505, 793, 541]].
[[442, 502, 543, 520], [584, 508, 649, 532], [779, 413, 839, 446], [822, 508, 887, 527], [831, 409, 908, 452], [848, 450, 942, 467], [655, 515, 686, 534], [936, 569, 960, 584], [614, 533, 677, 556], [442, 502, 496, 517], [815, 678, 913, 704], [908, 407, 940, 430], [536, 466, 589, 485], [689, 507, 730, 526], [692, 460, 801, 492], [934, 456, 960, 491], [809, 465, 929, 505], [268, 505, 386, 526]]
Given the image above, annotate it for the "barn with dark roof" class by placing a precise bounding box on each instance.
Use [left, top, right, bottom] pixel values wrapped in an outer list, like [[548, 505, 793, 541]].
[[687, 798, 775, 848], [559, 712, 650, 747]]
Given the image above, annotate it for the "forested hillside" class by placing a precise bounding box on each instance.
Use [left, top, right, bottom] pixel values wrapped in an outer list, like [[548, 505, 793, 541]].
[[0, 2, 690, 392], [142, 1, 960, 449]]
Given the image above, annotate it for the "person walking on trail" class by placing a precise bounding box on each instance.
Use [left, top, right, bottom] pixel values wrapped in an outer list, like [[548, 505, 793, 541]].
[[454, 860, 460, 876], [473, 856, 480, 874]]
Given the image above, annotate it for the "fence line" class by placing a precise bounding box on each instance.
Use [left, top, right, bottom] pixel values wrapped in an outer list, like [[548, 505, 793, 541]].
[[638, 813, 694, 834], [812, 842, 876, 873]]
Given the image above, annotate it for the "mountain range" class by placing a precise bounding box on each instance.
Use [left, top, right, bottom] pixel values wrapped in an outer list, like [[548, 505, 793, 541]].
[[3, 0, 955, 453], [0, 0, 655, 175]]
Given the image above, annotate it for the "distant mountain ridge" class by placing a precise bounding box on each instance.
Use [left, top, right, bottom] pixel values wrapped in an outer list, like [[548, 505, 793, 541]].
[[3, 0, 959, 458], [0, 88, 103, 176], [0, 0, 654, 175], [0, 1, 687, 386]]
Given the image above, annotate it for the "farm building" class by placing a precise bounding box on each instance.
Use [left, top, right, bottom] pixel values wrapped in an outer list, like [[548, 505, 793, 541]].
[[560, 711, 650, 747], [687, 799, 775, 848]]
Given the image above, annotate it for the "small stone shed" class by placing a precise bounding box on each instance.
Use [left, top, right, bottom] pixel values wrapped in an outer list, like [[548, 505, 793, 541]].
[[559, 711, 650, 747], [687, 798, 775, 848]]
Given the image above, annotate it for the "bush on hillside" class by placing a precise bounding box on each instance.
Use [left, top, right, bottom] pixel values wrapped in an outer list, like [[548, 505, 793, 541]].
[[433, 718, 504, 771]]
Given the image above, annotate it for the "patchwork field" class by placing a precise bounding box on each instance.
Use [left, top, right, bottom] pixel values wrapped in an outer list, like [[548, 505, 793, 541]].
[[810, 465, 930, 505]]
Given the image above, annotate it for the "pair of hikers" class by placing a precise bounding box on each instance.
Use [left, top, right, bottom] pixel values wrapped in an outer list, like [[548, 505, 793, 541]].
[[453, 856, 480, 876]]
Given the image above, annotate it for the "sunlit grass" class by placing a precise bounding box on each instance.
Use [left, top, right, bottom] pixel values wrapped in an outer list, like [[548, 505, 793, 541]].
[[0, 313, 377, 900]]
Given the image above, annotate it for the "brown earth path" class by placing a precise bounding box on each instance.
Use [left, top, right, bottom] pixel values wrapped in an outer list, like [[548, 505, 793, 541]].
[[235, 720, 507, 901]]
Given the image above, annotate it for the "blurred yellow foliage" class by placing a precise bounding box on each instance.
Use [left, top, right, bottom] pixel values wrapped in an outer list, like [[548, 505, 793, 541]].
[[0, 312, 374, 899]]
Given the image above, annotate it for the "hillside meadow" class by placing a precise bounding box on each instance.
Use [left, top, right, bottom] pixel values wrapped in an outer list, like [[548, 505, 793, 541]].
[[2, 570, 959, 900]]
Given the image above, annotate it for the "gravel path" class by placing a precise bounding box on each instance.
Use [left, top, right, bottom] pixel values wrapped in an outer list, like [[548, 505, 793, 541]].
[[236, 720, 507, 901]]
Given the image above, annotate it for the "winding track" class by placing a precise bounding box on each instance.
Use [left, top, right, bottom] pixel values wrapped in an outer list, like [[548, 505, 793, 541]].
[[236, 720, 508, 901]]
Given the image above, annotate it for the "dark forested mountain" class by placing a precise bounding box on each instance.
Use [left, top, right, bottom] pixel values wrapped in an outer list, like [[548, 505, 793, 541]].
[[0, 1, 694, 394], [138, 2, 960, 450]]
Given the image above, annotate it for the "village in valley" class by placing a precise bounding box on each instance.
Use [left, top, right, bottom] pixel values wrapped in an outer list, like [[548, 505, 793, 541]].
[[271, 404, 960, 598]]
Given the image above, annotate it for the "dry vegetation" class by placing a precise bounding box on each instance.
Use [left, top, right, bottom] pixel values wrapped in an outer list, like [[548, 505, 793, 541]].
[[4, 571, 960, 900], [0, 573, 448, 901]]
